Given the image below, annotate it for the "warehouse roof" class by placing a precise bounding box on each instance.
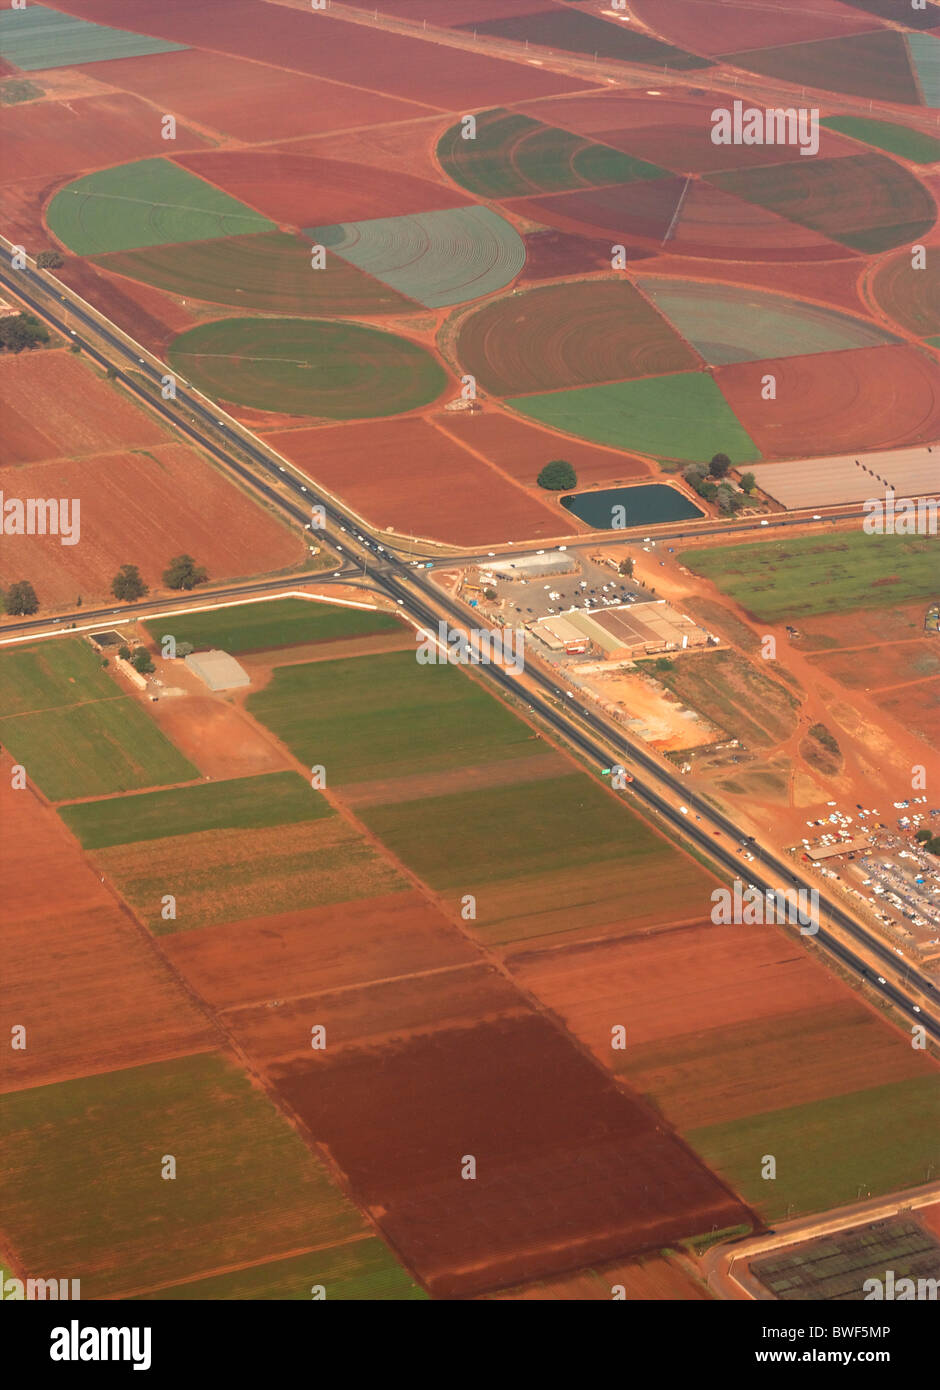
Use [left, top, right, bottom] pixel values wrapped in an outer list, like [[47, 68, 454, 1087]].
[[184, 649, 250, 692]]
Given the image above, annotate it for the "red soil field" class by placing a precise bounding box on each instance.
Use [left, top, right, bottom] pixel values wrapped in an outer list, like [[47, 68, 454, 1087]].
[[0, 766, 216, 1094], [47, 0, 594, 107], [639, 253, 869, 318], [338, 0, 541, 20], [276, 118, 455, 188], [270, 1010, 751, 1297], [262, 417, 569, 545], [456, 278, 699, 396], [513, 921, 926, 1128], [507, 176, 691, 249], [516, 91, 860, 172], [0, 93, 208, 185], [162, 892, 480, 1012], [716, 344, 940, 458], [668, 181, 851, 262], [74, 49, 431, 143], [876, 683, 940, 751], [145, 694, 291, 782], [0, 350, 168, 466], [869, 250, 940, 336], [224, 962, 527, 1065], [918, 1203, 940, 1240], [0, 177, 68, 250], [57, 258, 205, 357], [511, 177, 859, 262], [630, 0, 882, 56], [173, 150, 470, 229], [435, 410, 651, 486], [0, 444, 305, 605], [519, 228, 650, 281]]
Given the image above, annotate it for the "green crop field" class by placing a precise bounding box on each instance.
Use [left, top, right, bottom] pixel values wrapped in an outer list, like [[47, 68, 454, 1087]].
[[145, 598, 400, 655], [0, 1053, 367, 1298], [0, 639, 117, 715], [821, 116, 940, 164], [681, 533, 940, 622], [59, 771, 325, 849], [47, 158, 274, 256], [134, 1238, 426, 1301], [1, 698, 198, 802], [168, 316, 447, 418], [361, 773, 678, 892], [246, 649, 546, 785], [510, 373, 760, 463], [0, 5, 186, 70], [690, 1076, 940, 1222], [437, 109, 665, 199], [95, 819, 405, 934], [96, 233, 419, 317]]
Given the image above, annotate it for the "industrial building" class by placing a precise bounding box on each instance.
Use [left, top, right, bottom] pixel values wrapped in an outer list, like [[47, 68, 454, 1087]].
[[184, 649, 250, 692], [529, 600, 711, 660]]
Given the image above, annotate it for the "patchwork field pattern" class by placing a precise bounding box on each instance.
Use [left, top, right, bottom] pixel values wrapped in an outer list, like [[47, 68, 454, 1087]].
[[0, 1052, 372, 1298], [455, 280, 700, 395], [96, 233, 421, 317], [48, 158, 274, 256], [437, 108, 666, 199], [306, 206, 526, 310], [0, 640, 198, 801], [510, 372, 761, 464]]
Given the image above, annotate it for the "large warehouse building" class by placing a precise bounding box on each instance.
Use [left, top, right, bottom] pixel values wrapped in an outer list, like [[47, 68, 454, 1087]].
[[184, 649, 251, 692], [529, 600, 711, 660]]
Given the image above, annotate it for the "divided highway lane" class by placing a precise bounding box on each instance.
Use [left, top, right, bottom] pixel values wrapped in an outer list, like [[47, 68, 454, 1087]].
[[6, 262, 936, 1040]]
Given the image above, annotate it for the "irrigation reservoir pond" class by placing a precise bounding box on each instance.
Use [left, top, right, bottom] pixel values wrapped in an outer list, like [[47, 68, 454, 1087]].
[[561, 484, 705, 529]]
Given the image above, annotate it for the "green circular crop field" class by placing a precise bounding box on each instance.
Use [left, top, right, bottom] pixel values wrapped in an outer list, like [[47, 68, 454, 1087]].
[[167, 317, 448, 418]]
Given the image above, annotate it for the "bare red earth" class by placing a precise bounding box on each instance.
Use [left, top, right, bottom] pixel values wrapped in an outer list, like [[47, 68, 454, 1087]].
[[515, 91, 860, 173], [0, 350, 167, 465], [46, 0, 594, 106], [434, 410, 651, 487], [269, 1009, 751, 1297], [73, 48, 431, 142], [0, 93, 208, 184], [0, 444, 305, 604], [173, 149, 471, 228], [716, 343, 940, 458], [0, 764, 216, 1094], [262, 416, 569, 545], [630, 0, 883, 56], [162, 892, 480, 1011]]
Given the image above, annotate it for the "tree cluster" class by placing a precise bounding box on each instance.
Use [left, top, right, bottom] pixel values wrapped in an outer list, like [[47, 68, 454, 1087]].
[[0, 313, 49, 354], [684, 454, 751, 514]]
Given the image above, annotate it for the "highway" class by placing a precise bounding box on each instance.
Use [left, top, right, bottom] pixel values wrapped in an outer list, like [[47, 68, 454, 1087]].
[[3, 254, 938, 1046]]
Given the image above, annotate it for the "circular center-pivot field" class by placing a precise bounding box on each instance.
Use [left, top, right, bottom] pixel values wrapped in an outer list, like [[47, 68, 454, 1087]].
[[167, 317, 448, 419]]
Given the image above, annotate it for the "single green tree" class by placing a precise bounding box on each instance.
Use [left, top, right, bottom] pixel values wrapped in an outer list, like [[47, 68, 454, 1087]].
[[4, 580, 38, 615], [130, 648, 155, 675], [618, 557, 634, 577], [163, 554, 208, 591], [111, 564, 148, 602], [36, 250, 64, 269], [709, 453, 732, 478], [118, 645, 131, 661], [537, 459, 577, 491], [740, 472, 757, 495]]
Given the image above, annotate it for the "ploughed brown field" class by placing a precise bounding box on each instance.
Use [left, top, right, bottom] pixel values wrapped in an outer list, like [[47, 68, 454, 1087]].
[[0, 759, 217, 1094]]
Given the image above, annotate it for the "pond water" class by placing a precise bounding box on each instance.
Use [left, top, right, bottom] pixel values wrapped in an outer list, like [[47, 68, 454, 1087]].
[[561, 483, 704, 529]]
